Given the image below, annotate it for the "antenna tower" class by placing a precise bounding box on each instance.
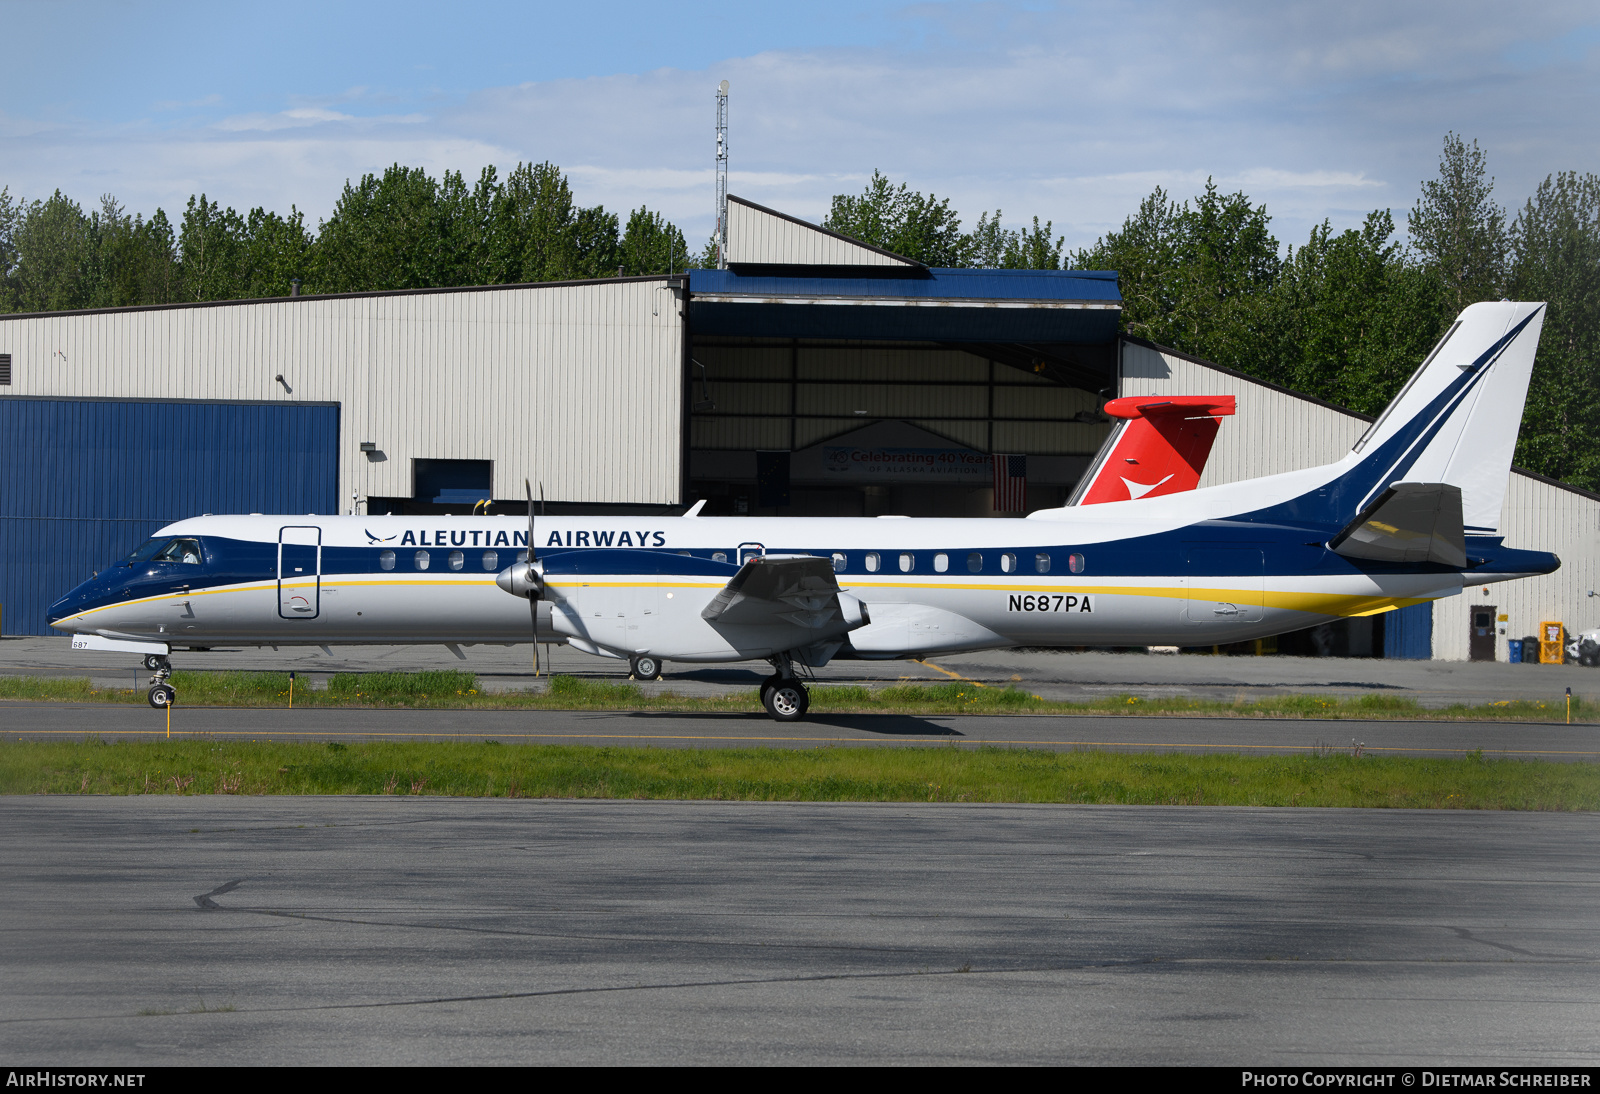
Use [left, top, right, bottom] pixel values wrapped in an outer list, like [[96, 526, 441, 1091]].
[[714, 80, 729, 269]]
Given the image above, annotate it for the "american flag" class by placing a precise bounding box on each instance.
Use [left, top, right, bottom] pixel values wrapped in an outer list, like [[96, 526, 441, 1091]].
[[992, 453, 1027, 512]]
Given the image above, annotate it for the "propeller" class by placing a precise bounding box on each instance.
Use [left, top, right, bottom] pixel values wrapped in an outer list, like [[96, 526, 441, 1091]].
[[493, 479, 544, 675]]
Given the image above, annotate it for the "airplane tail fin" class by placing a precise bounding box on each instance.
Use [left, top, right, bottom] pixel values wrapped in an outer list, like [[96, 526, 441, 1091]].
[[1329, 301, 1546, 534], [1072, 396, 1235, 505]]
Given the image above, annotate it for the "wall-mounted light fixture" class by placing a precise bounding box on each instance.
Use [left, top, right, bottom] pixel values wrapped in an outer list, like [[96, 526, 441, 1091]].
[[360, 442, 377, 453], [275, 374, 293, 394]]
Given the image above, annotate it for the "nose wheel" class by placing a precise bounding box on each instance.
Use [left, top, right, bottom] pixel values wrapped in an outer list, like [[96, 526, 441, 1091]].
[[144, 656, 175, 709]]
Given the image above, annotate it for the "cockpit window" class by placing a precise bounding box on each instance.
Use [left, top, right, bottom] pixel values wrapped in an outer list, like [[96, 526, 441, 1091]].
[[123, 538, 169, 565], [124, 537, 202, 565], [153, 538, 203, 564]]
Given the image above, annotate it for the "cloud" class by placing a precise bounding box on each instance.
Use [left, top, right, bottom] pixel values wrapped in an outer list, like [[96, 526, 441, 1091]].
[[1, 0, 1595, 249], [213, 107, 429, 132]]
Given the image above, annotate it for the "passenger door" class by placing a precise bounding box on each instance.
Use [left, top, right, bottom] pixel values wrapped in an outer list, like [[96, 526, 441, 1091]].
[[278, 526, 322, 619]]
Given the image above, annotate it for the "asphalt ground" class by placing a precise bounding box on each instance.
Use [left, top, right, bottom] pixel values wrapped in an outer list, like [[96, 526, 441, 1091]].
[[3, 702, 1599, 760], [3, 797, 1596, 1065], [5, 637, 1599, 709]]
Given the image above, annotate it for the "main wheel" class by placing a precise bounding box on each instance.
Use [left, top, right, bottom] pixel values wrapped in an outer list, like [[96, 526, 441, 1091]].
[[143, 654, 166, 671], [631, 655, 662, 681], [147, 684, 176, 709], [762, 680, 809, 722]]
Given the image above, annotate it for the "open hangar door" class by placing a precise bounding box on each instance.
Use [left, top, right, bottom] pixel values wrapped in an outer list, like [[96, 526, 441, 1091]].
[[0, 398, 338, 636], [683, 266, 1123, 517]]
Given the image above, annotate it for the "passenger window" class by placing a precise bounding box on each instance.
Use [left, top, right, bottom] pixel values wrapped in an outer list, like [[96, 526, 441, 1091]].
[[967, 552, 983, 573], [482, 550, 498, 570], [1035, 553, 1051, 573], [713, 551, 728, 563], [934, 553, 948, 573], [1068, 552, 1086, 574], [831, 552, 846, 572], [899, 553, 913, 573], [865, 552, 880, 573], [414, 550, 430, 571], [448, 550, 464, 571], [1001, 553, 1017, 573], [379, 550, 395, 571]]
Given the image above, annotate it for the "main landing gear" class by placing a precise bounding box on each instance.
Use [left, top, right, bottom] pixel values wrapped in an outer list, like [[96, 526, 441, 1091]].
[[760, 654, 810, 722], [630, 655, 662, 681], [145, 656, 175, 709]]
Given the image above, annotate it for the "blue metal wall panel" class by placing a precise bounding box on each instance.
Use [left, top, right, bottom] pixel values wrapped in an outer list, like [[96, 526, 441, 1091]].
[[1384, 602, 1434, 660], [0, 399, 338, 635]]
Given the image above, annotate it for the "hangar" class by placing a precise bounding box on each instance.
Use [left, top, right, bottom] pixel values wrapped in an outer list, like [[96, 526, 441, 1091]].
[[2, 195, 1595, 660]]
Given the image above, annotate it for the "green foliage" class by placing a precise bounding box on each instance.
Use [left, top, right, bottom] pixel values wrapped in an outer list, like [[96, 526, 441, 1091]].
[[619, 206, 688, 275], [824, 170, 970, 265], [1409, 132, 1508, 313], [1269, 210, 1446, 414], [0, 160, 681, 312], [1074, 181, 1282, 370], [1508, 171, 1600, 488], [4, 738, 1597, 810]]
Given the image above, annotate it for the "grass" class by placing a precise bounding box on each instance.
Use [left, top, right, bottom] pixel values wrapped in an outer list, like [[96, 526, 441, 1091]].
[[2, 737, 1595, 809], [0, 670, 1592, 722]]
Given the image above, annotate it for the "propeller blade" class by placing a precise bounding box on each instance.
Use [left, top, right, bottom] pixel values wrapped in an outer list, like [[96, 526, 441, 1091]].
[[534, 479, 547, 674]]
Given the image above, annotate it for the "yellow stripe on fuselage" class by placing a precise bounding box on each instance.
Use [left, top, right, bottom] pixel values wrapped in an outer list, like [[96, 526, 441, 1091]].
[[57, 573, 1433, 629]]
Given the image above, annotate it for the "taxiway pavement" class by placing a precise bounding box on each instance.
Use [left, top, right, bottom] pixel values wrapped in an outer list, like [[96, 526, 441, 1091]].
[[2, 797, 1596, 1065]]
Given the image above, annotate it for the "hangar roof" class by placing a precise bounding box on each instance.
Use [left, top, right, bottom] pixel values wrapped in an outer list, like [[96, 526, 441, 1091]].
[[687, 267, 1122, 344]]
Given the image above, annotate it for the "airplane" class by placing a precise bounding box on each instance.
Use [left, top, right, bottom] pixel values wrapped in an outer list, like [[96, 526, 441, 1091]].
[[48, 301, 1557, 721]]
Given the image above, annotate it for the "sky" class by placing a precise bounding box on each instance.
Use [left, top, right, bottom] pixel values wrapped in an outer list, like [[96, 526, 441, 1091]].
[[2, 0, 1597, 253]]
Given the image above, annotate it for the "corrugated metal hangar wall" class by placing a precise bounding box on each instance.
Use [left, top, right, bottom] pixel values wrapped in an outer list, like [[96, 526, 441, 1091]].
[[1121, 338, 1600, 662], [0, 399, 338, 634]]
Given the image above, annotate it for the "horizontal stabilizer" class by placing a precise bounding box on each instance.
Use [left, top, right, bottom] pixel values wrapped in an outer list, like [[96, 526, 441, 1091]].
[[702, 556, 867, 632], [1329, 482, 1467, 567]]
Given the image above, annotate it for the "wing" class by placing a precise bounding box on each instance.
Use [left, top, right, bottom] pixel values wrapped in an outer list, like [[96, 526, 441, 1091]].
[[702, 556, 868, 633]]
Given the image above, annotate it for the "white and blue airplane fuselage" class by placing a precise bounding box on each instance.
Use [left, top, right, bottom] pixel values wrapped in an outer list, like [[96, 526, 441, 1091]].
[[47, 302, 1560, 715]]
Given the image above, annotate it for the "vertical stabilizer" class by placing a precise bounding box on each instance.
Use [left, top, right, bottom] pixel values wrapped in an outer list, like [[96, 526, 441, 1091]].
[[1346, 301, 1545, 534], [1074, 396, 1235, 505]]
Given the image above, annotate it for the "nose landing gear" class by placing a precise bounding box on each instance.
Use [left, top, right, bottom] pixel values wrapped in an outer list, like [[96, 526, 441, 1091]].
[[145, 656, 175, 709]]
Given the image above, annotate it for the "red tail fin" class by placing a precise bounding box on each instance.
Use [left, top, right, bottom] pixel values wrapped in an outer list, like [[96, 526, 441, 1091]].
[[1076, 396, 1235, 505]]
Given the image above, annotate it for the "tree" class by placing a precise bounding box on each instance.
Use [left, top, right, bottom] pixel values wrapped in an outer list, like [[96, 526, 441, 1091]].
[[967, 211, 1063, 269], [1409, 133, 1508, 314], [1269, 210, 1445, 412], [619, 207, 688, 276], [1507, 171, 1600, 488], [312, 165, 448, 293], [824, 171, 969, 266], [1075, 181, 1280, 370], [94, 194, 180, 308], [177, 195, 247, 301], [9, 191, 96, 313], [237, 206, 313, 299]]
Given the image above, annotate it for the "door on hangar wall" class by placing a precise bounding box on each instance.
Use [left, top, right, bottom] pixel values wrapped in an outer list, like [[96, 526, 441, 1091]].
[[0, 398, 339, 635]]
